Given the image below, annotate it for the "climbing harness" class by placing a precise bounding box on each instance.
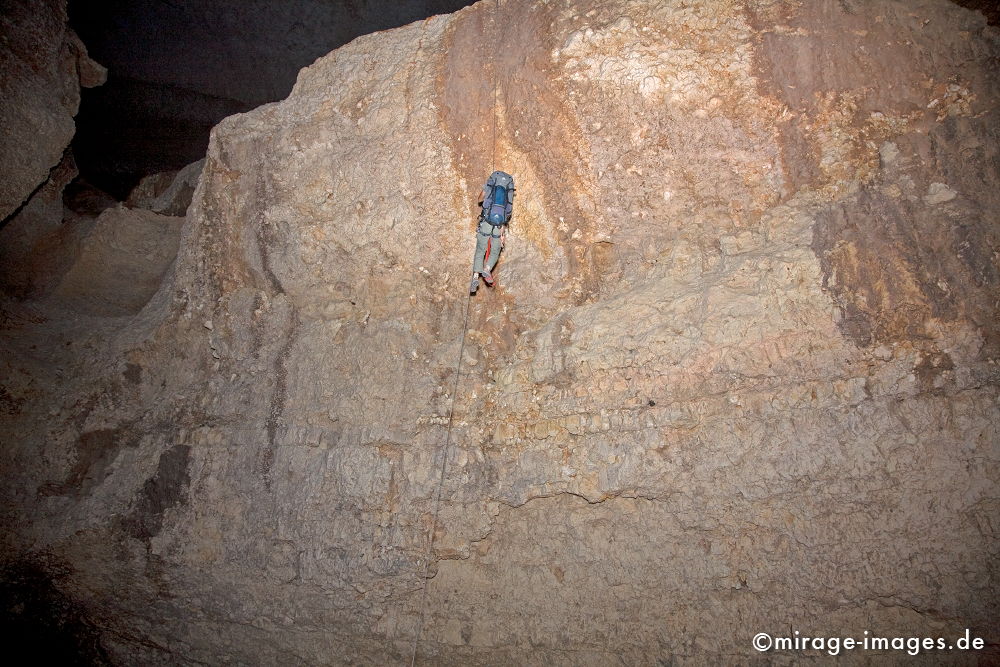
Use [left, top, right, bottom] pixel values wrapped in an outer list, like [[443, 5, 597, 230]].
[[408, 2, 503, 664]]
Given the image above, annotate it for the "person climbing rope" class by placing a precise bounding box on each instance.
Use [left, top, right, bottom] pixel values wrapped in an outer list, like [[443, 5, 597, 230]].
[[470, 170, 515, 294]]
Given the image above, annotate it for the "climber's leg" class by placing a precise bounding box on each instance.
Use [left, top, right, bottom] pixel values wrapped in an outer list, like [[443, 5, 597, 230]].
[[472, 220, 490, 275], [484, 228, 502, 273]]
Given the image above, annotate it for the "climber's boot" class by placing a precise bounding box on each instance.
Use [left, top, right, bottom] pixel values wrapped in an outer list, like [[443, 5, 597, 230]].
[[469, 277, 479, 294], [480, 268, 494, 286]]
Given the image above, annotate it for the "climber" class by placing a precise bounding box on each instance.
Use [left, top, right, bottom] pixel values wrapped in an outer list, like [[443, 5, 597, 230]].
[[470, 170, 515, 294]]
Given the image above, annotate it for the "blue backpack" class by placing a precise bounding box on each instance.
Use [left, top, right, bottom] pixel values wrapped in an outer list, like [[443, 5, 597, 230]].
[[483, 171, 515, 225]]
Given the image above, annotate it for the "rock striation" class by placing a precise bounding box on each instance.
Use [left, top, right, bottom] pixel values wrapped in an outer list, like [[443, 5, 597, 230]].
[[1, 0, 998, 664]]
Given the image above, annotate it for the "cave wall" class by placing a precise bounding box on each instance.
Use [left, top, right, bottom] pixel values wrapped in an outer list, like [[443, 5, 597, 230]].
[[0, 0, 104, 222], [0, 0, 107, 302], [0, 0, 998, 663]]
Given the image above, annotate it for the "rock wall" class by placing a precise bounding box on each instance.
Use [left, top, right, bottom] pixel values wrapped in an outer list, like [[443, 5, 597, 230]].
[[0, 0, 104, 222], [1, 0, 998, 664], [0, 0, 106, 302], [0, 151, 85, 299]]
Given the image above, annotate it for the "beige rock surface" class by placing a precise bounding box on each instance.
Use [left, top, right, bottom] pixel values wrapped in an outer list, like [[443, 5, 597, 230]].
[[1, 0, 998, 664]]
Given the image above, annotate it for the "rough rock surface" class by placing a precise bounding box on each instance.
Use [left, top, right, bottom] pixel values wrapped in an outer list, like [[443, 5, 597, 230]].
[[1, 0, 998, 664], [0, 0, 105, 222]]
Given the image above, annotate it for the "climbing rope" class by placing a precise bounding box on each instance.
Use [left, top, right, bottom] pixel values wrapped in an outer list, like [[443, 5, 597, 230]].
[[408, 3, 502, 665], [408, 288, 472, 667], [491, 0, 500, 173]]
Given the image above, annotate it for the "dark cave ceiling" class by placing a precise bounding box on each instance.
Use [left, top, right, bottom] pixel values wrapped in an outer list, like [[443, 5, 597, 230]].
[[68, 0, 475, 198]]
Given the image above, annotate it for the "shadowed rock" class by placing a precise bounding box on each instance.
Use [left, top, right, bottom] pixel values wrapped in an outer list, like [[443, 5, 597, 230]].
[[47, 206, 184, 316]]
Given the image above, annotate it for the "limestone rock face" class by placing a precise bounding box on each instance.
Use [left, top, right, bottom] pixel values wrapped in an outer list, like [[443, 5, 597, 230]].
[[0, 0, 105, 222], [1, 0, 998, 664], [69, 0, 475, 197]]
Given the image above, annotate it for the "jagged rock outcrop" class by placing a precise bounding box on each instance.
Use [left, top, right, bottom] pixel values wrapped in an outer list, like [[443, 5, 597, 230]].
[[1, 0, 998, 664], [126, 159, 206, 217], [0, 0, 105, 222], [0, 0, 107, 303]]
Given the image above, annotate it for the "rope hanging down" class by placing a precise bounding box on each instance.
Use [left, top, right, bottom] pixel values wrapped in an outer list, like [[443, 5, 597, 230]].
[[490, 0, 499, 173], [407, 290, 471, 667], [408, 2, 502, 664]]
